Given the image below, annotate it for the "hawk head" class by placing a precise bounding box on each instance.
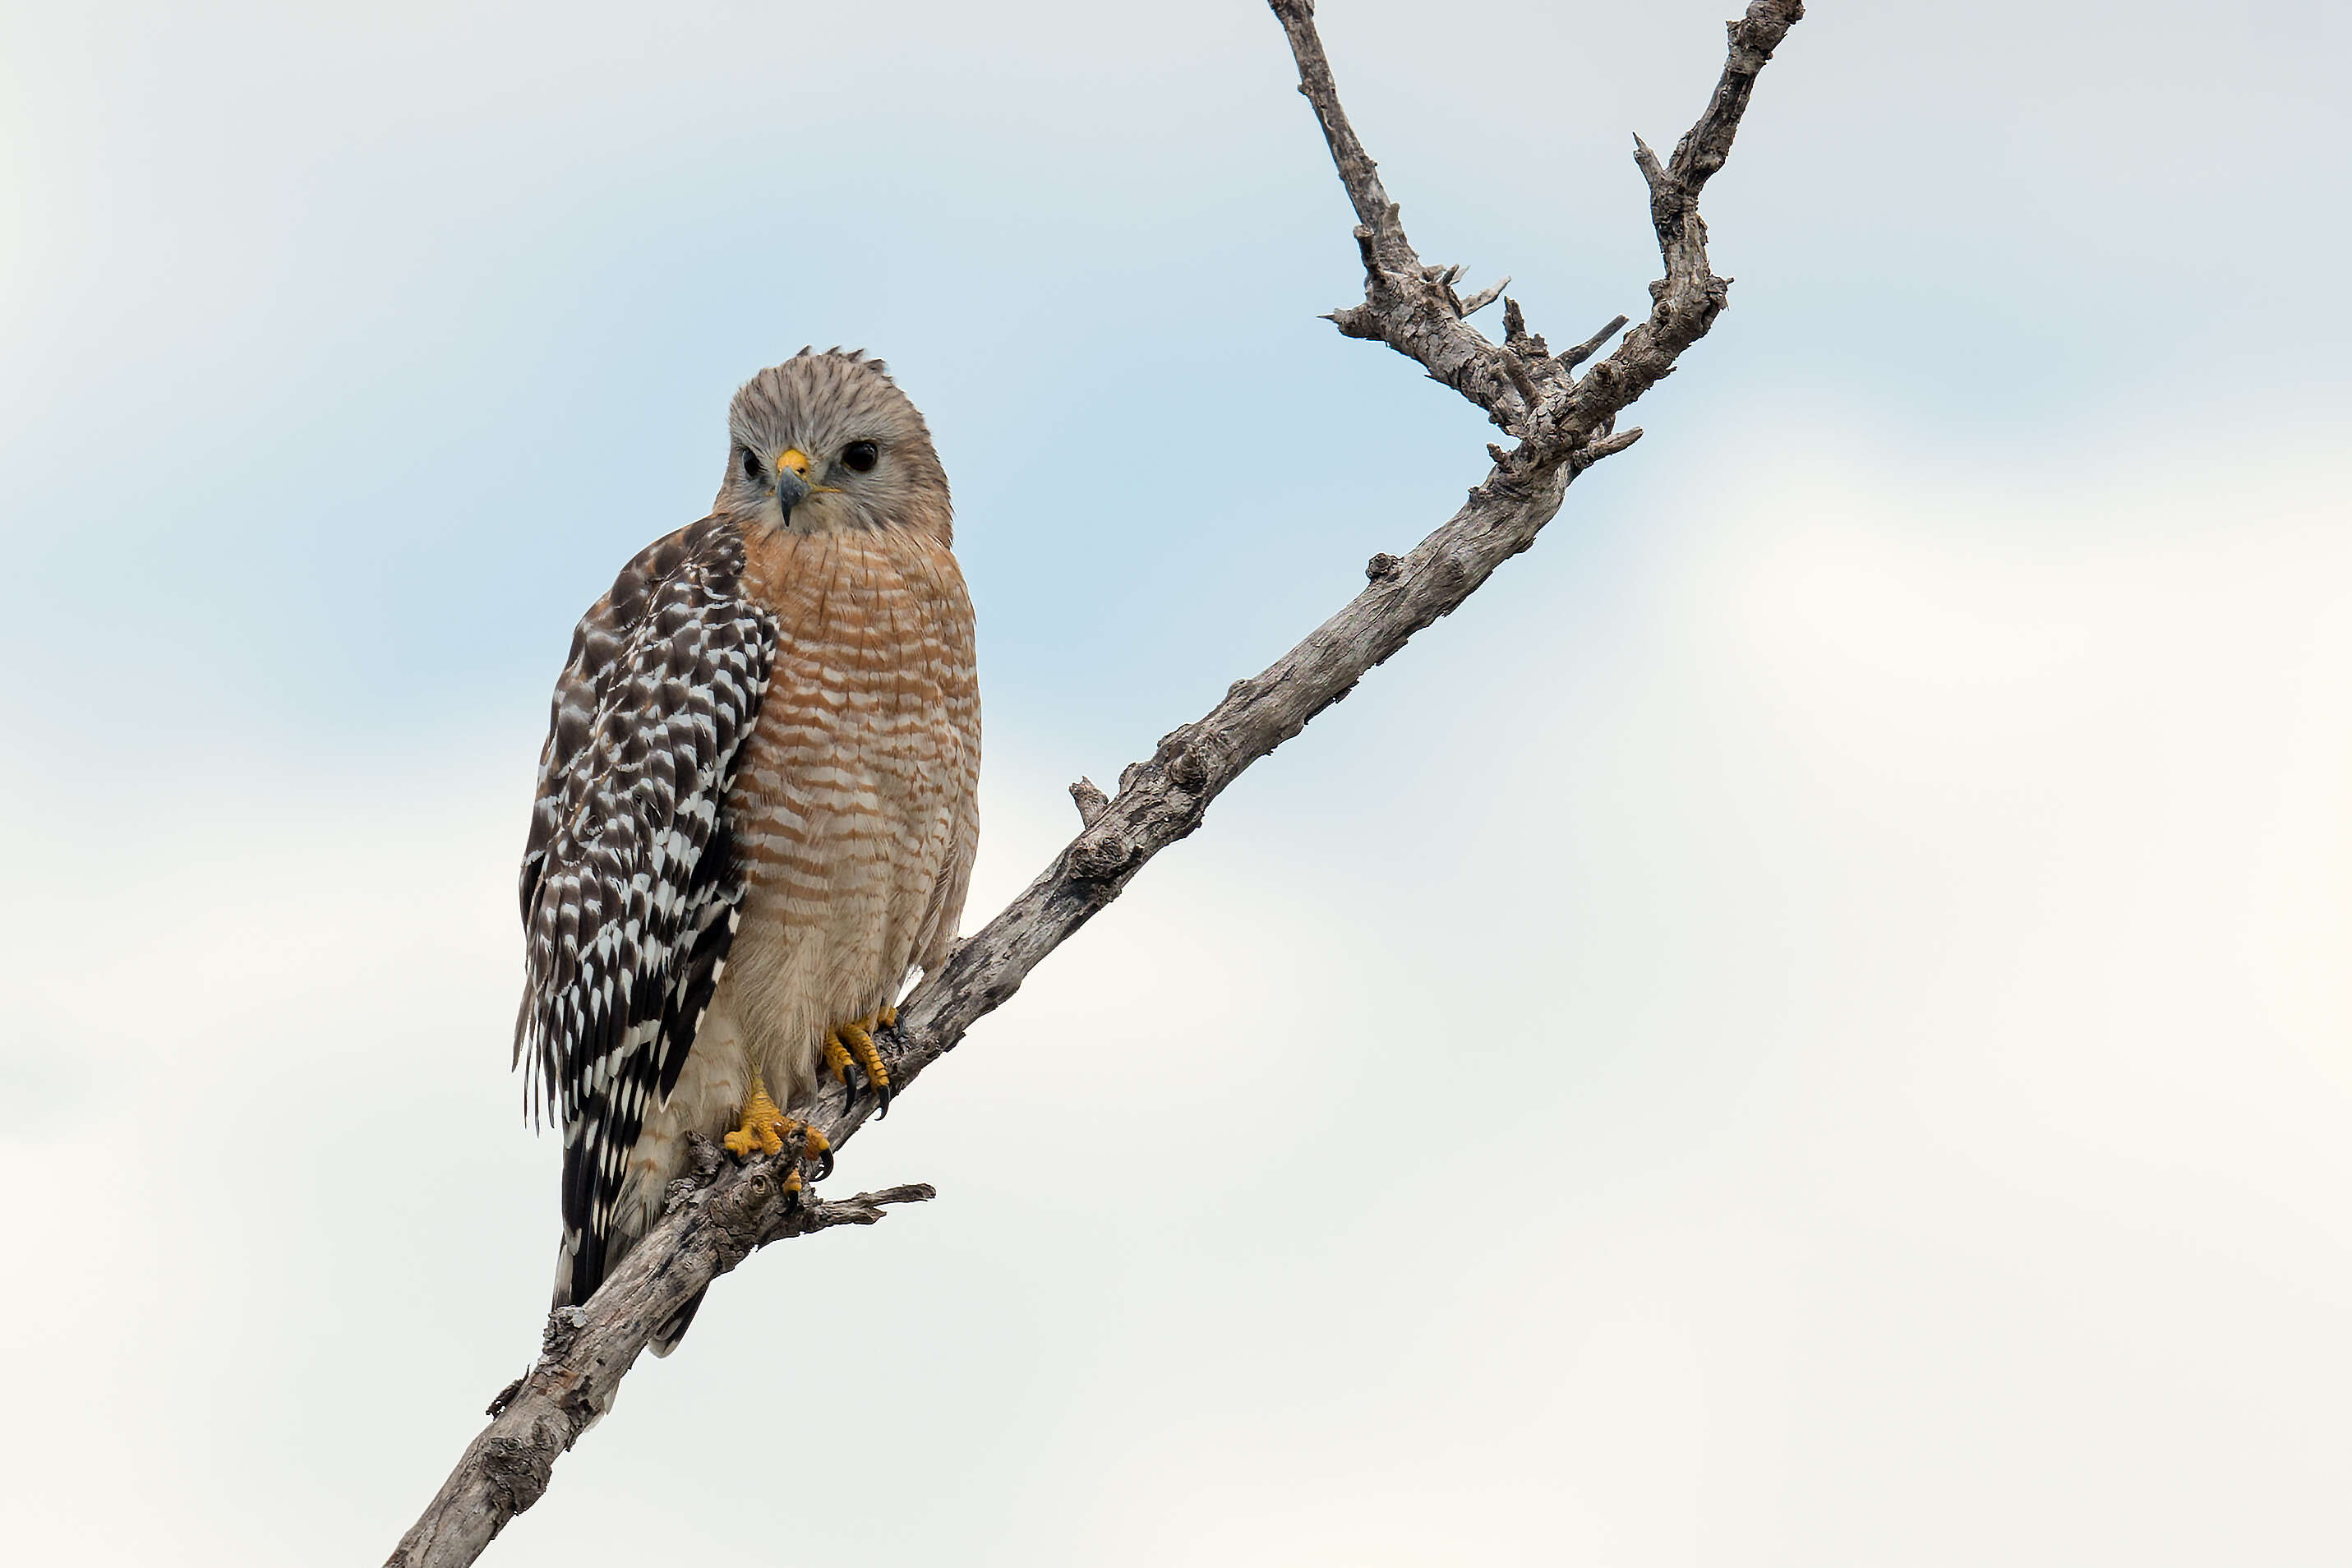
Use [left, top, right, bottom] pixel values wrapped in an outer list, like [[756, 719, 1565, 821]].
[[717, 348, 953, 544]]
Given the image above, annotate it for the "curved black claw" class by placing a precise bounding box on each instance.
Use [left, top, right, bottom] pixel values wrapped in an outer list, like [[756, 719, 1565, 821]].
[[814, 1146, 836, 1182]]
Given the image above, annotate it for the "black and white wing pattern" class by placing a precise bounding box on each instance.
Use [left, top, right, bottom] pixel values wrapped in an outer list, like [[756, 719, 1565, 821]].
[[515, 515, 777, 1308]]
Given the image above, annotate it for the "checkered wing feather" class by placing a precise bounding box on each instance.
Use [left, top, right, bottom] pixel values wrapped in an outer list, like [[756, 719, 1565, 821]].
[[515, 515, 777, 1307]]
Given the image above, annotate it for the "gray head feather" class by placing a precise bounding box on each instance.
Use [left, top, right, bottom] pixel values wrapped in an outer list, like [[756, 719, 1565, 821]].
[[716, 349, 952, 544]]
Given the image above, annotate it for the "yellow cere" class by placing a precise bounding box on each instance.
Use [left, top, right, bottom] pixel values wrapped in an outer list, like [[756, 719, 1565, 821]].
[[776, 448, 812, 477]]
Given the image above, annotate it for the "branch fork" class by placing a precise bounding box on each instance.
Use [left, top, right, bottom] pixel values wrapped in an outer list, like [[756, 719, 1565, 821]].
[[1277, 0, 1801, 474]]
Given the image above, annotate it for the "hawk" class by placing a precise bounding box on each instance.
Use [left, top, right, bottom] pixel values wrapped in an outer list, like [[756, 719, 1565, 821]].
[[514, 349, 980, 1349]]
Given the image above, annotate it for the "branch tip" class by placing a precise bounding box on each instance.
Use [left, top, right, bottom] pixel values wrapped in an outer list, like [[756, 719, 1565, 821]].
[[1458, 276, 1509, 316], [1570, 427, 1645, 472], [1632, 132, 1670, 194], [1561, 314, 1630, 370]]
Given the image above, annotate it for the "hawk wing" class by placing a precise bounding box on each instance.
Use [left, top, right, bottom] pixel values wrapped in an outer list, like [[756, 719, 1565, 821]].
[[515, 515, 777, 1308]]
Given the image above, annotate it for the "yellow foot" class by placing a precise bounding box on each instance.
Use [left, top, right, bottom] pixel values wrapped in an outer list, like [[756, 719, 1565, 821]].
[[722, 1072, 832, 1187], [823, 1005, 898, 1116]]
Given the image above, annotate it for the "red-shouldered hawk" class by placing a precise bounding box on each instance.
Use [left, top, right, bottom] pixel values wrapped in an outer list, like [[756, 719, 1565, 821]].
[[514, 349, 979, 1350]]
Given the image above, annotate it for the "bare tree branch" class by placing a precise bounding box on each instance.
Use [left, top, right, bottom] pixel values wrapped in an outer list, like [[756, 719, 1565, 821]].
[[387, 4, 1802, 1562]]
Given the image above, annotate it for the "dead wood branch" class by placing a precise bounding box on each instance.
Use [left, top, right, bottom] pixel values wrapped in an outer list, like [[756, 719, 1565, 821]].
[[387, 4, 1802, 1562]]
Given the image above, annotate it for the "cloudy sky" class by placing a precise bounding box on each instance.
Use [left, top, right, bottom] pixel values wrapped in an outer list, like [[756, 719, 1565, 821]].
[[4, 1, 2350, 1563]]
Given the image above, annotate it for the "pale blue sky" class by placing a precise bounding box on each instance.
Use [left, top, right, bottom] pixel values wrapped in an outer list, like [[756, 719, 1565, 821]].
[[4, 2, 2350, 1564]]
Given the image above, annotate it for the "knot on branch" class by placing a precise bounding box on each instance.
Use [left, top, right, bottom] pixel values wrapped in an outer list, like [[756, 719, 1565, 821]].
[[540, 1305, 588, 1357], [1166, 746, 1210, 793], [1072, 830, 1134, 879], [477, 1436, 555, 1517], [484, 1375, 526, 1418]]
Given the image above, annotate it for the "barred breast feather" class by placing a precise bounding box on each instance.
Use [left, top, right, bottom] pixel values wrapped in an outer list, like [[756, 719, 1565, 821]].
[[514, 515, 777, 1307]]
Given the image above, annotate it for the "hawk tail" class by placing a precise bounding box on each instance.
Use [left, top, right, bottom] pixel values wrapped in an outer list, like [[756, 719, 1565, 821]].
[[650, 1285, 709, 1357], [549, 1233, 708, 1358], [551, 1219, 607, 1315]]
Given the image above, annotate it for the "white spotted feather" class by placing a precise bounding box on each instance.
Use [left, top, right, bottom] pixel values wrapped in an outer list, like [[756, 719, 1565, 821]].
[[514, 515, 777, 1308]]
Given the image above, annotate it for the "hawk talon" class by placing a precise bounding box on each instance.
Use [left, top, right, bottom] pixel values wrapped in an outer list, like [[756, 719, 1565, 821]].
[[823, 1032, 856, 1096], [824, 1011, 897, 1117], [722, 1075, 788, 1157], [723, 1070, 832, 1182], [872, 1003, 900, 1116]]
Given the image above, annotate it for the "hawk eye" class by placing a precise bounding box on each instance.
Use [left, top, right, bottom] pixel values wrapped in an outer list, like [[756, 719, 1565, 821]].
[[842, 440, 879, 473], [741, 448, 764, 482]]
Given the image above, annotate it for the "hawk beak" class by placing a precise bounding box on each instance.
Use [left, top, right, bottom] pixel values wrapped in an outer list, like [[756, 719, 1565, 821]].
[[774, 467, 812, 519], [773, 449, 813, 519]]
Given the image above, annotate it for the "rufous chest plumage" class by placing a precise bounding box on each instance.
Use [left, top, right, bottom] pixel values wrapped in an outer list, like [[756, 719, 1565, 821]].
[[721, 523, 979, 1023]]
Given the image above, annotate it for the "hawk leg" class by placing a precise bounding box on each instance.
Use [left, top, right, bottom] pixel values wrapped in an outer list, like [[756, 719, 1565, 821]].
[[823, 1004, 897, 1115], [723, 1065, 832, 1188]]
